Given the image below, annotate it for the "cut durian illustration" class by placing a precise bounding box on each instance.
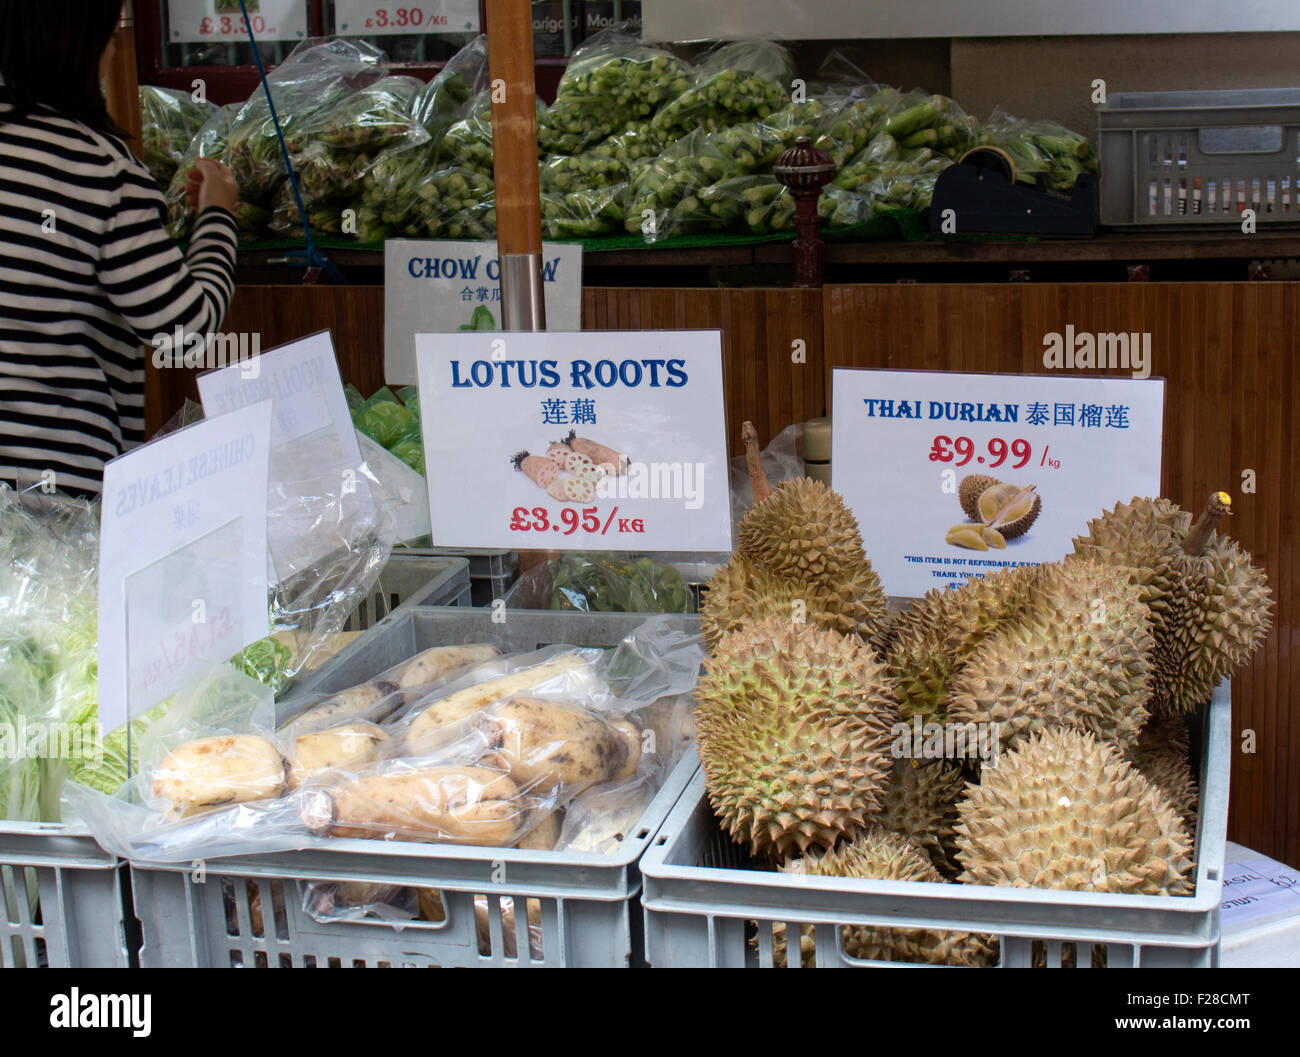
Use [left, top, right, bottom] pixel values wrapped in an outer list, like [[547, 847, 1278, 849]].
[[949, 474, 1042, 549]]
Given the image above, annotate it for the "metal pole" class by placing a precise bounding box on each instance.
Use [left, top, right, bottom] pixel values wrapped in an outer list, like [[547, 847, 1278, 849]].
[[485, 0, 546, 331]]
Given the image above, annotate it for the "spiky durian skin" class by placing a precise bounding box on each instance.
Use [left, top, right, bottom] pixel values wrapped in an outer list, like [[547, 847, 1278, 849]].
[[1070, 496, 1273, 714], [877, 757, 966, 878], [694, 619, 898, 861], [1126, 714, 1199, 829], [958, 474, 1001, 521], [700, 555, 886, 654], [955, 727, 1195, 896], [946, 560, 1153, 752], [736, 477, 870, 582], [768, 829, 999, 967]]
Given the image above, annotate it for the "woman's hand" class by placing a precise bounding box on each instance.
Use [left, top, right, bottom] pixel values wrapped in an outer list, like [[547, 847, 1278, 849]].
[[185, 157, 240, 215]]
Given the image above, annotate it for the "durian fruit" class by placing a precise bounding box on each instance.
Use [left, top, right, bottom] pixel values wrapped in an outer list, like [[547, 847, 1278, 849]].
[[887, 561, 1154, 753], [694, 618, 898, 861], [700, 554, 883, 653], [1070, 492, 1272, 715], [701, 421, 888, 654], [876, 757, 966, 878], [955, 726, 1195, 896], [766, 828, 999, 967], [1126, 714, 1199, 830], [958, 474, 1041, 538], [945, 559, 1154, 752]]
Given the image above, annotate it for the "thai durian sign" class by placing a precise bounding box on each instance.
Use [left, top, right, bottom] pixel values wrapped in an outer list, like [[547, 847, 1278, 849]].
[[831, 369, 1164, 597], [415, 330, 732, 551]]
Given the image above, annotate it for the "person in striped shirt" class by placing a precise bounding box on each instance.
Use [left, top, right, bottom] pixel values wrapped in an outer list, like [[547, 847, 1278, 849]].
[[1, 3, 240, 497]]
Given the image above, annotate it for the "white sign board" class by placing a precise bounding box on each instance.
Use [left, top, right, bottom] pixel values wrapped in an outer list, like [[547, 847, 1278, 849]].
[[644, 1, 1300, 41], [167, 0, 308, 44], [384, 240, 583, 385], [333, 1, 479, 34], [415, 330, 732, 552], [196, 331, 372, 583], [99, 402, 273, 732], [831, 369, 1165, 597], [1222, 854, 1300, 928]]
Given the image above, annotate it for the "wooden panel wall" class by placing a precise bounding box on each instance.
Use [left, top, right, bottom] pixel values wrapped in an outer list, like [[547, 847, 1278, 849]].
[[146, 280, 1296, 866], [824, 283, 1298, 868], [581, 287, 825, 454]]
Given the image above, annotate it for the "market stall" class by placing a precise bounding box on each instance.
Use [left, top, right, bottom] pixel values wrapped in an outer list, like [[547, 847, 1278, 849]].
[[0, 0, 1296, 982]]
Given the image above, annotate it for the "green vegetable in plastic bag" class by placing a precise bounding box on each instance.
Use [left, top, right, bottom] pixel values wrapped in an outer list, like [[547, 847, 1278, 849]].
[[546, 553, 693, 614]]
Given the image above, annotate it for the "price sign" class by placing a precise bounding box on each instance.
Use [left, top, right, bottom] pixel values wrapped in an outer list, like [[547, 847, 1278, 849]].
[[415, 330, 732, 552], [167, 0, 308, 43], [334, 0, 479, 34], [831, 369, 1165, 597], [384, 240, 582, 386], [99, 402, 273, 732]]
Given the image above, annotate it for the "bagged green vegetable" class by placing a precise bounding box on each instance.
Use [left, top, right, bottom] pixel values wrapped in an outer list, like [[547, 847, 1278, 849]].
[[411, 34, 487, 140], [542, 182, 628, 239], [545, 553, 693, 614], [625, 128, 739, 240], [979, 108, 1098, 195], [650, 40, 792, 144], [139, 84, 218, 187]]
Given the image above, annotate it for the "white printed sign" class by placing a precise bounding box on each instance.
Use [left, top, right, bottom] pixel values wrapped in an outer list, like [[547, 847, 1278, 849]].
[[196, 331, 372, 583], [831, 369, 1165, 597], [334, 1, 479, 34], [1222, 856, 1300, 928], [384, 240, 583, 385], [167, 0, 308, 43], [99, 402, 273, 732], [415, 331, 732, 551]]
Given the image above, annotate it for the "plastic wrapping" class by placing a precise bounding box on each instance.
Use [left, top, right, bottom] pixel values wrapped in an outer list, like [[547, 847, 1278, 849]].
[[979, 108, 1098, 195], [555, 774, 657, 854], [728, 422, 805, 532], [138, 85, 218, 187], [0, 483, 99, 822], [410, 35, 488, 141], [509, 553, 694, 613], [541, 182, 627, 239], [649, 40, 792, 144], [539, 22, 690, 157], [69, 619, 703, 862], [164, 104, 240, 241], [625, 128, 737, 240]]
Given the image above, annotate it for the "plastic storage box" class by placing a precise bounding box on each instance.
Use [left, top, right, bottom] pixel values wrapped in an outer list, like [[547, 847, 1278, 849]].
[[1098, 88, 1300, 226], [396, 546, 520, 607], [640, 681, 1231, 968], [0, 823, 130, 968], [129, 607, 701, 968], [342, 554, 471, 632]]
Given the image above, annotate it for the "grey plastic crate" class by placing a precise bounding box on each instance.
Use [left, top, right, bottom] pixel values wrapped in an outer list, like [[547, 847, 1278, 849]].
[[1099, 88, 1300, 226], [0, 824, 130, 968], [395, 547, 520, 608], [131, 607, 702, 968], [342, 554, 471, 632], [641, 681, 1231, 969]]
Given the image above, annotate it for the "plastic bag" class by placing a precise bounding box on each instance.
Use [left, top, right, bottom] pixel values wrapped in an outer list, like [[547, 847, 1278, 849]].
[[539, 151, 629, 193], [0, 483, 100, 822], [729, 422, 805, 531], [225, 38, 389, 200], [510, 553, 694, 613], [555, 774, 657, 854], [303, 881, 419, 925], [283, 75, 425, 155], [540, 23, 691, 156], [650, 40, 791, 144], [979, 108, 1098, 195], [164, 103, 239, 240], [411, 35, 488, 141], [541, 182, 627, 239], [138, 84, 218, 187], [625, 128, 737, 241]]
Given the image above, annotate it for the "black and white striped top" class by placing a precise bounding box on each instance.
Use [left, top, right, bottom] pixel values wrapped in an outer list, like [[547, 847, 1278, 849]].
[[0, 91, 238, 496]]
